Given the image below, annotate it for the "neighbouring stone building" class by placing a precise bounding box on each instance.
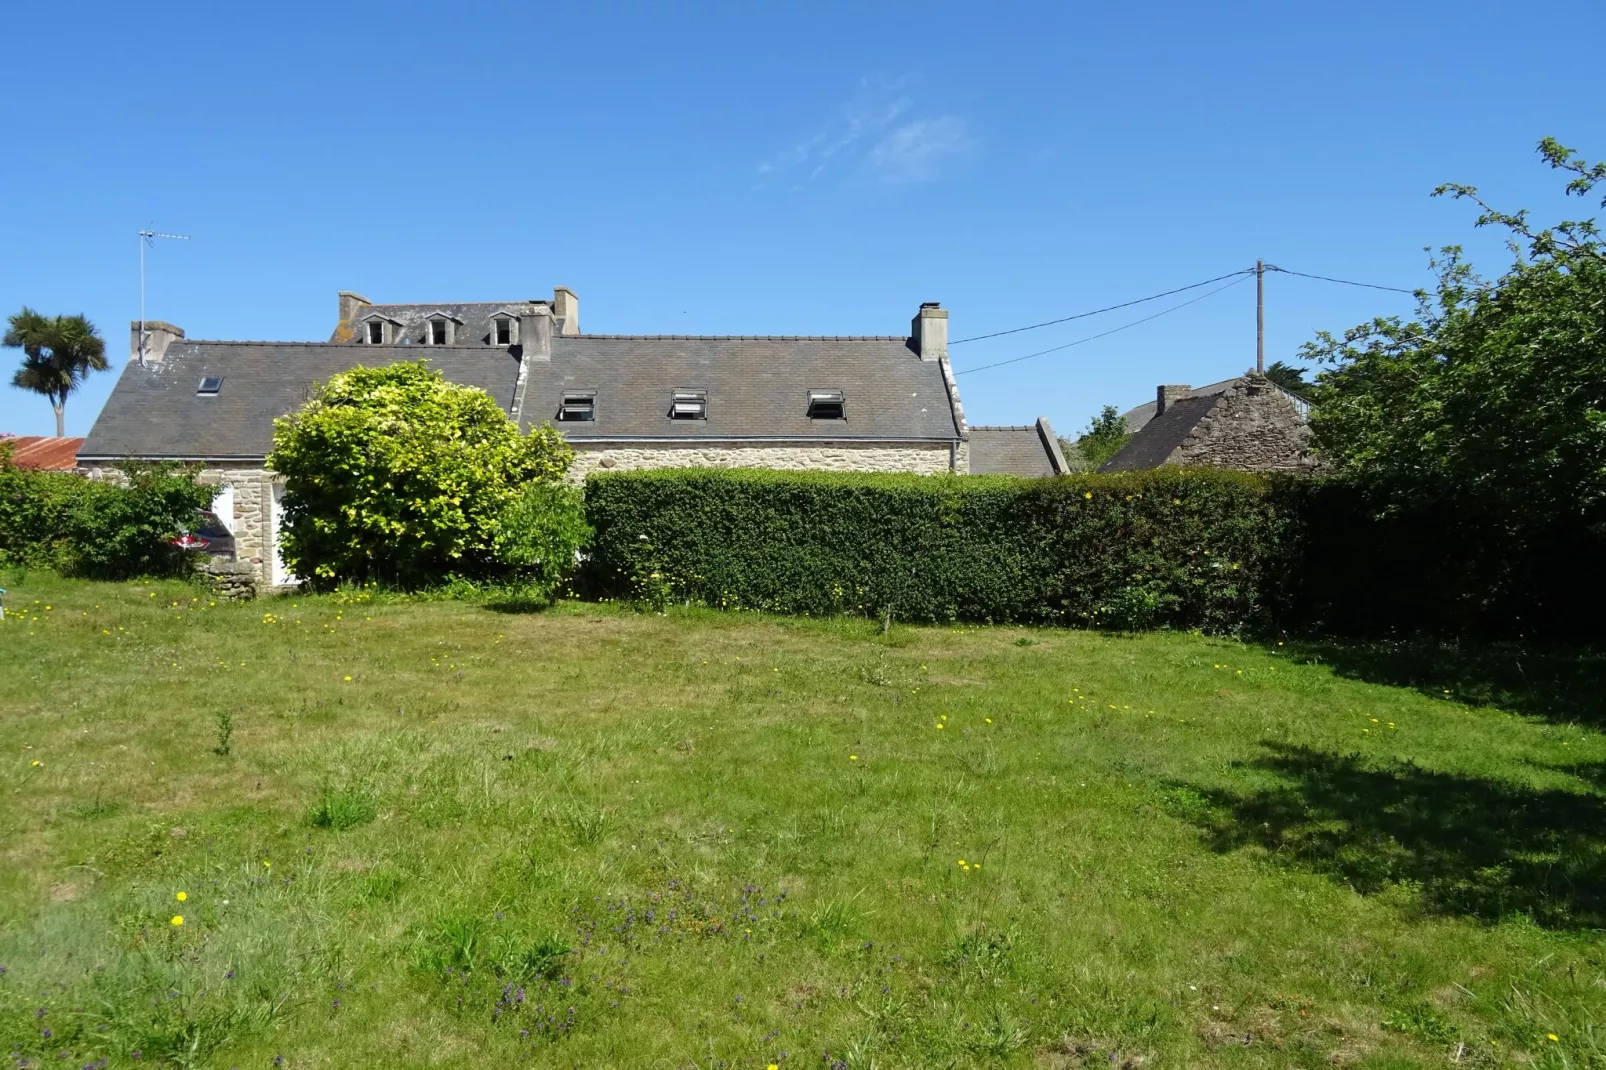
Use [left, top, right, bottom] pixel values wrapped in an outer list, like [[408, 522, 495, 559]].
[[1100, 373, 1316, 473], [80, 288, 1064, 586]]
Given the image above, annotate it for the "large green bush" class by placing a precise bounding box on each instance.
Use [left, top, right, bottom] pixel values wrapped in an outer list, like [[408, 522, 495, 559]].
[[585, 467, 1286, 633], [0, 445, 211, 579], [267, 362, 574, 588]]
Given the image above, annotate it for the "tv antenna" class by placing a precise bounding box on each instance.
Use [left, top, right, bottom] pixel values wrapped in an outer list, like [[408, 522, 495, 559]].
[[138, 228, 189, 366]]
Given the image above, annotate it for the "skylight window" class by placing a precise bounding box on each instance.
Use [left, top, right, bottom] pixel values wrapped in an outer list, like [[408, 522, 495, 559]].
[[366, 320, 385, 344], [493, 316, 513, 346], [808, 389, 845, 420], [197, 376, 224, 396], [670, 389, 707, 420], [558, 392, 596, 422]]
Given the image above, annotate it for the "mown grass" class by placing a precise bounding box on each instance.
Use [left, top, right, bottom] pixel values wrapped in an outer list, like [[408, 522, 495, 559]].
[[1, 572, 1603, 1069]]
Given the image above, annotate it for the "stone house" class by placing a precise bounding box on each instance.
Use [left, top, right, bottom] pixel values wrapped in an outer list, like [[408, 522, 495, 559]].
[[80, 288, 1063, 585], [1100, 373, 1316, 473]]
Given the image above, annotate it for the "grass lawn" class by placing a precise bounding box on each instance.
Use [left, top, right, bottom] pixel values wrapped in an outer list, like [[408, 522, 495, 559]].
[[2, 574, 1603, 1069]]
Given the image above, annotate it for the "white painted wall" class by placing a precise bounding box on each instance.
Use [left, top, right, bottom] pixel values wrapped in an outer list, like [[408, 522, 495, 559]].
[[270, 485, 297, 586]]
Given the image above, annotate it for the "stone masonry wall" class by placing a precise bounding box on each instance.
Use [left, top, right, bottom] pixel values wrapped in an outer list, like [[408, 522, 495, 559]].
[[567, 443, 962, 482], [83, 463, 280, 584], [1172, 376, 1317, 473]]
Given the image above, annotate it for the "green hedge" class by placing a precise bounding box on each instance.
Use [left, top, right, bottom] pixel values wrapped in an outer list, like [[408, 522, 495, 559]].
[[0, 453, 212, 579], [585, 468, 1287, 633]]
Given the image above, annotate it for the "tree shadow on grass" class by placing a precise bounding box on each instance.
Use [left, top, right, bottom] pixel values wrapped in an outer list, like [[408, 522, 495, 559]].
[[1167, 742, 1606, 930], [1275, 638, 1606, 730]]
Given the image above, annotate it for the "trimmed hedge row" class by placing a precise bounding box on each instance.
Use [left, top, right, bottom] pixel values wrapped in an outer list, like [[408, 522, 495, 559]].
[[0, 456, 211, 579], [585, 468, 1288, 633]]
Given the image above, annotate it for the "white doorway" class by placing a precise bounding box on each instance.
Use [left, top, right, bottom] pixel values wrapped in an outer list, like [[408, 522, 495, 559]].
[[271, 484, 297, 586]]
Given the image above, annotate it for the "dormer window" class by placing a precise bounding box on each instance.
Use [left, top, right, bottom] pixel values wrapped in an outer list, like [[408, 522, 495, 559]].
[[366, 320, 385, 344], [558, 392, 596, 421], [808, 389, 845, 420], [428, 318, 449, 345], [197, 376, 224, 396], [493, 316, 513, 346], [670, 389, 707, 420]]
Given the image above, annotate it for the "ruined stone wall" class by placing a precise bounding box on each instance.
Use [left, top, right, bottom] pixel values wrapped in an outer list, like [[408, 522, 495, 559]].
[[83, 463, 280, 583], [567, 442, 963, 482], [1173, 377, 1317, 473]]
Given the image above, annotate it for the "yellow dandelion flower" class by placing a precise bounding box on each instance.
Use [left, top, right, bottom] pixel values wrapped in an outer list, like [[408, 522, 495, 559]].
[[262, 860, 271, 869], [849, 755, 858, 761], [957, 859, 966, 865], [1548, 1034, 1560, 1042], [1083, 491, 1093, 499], [31, 760, 42, 768], [171, 915, 184, 927], [985, 717, 993, 724], [176, 891, 187, 902], [343, 676, 352, 682], [935, 723, 944, 730]]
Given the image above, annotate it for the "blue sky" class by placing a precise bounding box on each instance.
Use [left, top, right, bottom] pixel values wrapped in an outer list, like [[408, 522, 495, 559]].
[[2, 0, 1602, 438]]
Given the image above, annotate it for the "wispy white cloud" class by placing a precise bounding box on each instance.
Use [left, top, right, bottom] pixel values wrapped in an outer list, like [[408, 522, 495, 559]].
[[867, 116, 975, 183], [757, 78, 971, 186]]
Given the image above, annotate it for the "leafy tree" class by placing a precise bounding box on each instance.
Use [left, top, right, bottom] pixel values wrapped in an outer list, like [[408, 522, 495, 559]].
[[494, 481, 591, 600], [267, 361, 574, 587], [1074, 405, 1132, 468], [1303, 138, 1606, 531], [4, 308, 108, 437], [1262, 360, 1313, 400]]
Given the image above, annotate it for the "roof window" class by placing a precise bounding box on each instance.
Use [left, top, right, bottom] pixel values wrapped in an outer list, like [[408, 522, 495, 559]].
[[197, 376, 224, 396], [558, 392, 596, 422], [493, 316, 514, 346], [807, 389, 845, 420], [365, 320, 385, 344], [670, 389, 707, 420]]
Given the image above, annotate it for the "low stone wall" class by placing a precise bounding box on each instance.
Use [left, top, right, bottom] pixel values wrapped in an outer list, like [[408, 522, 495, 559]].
[[199, 558, 258, 600], [567, 442, 961, 482]]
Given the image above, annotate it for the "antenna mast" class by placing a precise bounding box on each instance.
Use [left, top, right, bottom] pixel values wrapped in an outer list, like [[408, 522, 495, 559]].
[[138, 229, 189, 366]]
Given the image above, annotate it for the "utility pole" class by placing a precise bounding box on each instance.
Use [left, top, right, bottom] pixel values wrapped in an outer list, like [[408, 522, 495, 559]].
[[1255, 258, 1265, 375], [138, 229, 189, 366]]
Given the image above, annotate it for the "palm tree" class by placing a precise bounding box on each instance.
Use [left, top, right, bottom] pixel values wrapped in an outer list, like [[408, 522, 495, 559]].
[[4, 308, 108, 437]]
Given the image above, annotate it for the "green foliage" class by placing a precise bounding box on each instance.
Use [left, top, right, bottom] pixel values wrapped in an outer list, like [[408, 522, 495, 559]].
[[1074, 405, 1132, 468], [0, 451, 211, 579], [1305, 139, 1606, 531], [213, 709, 233, 757], [493, 481, 591, 600], [308, 786, 377, 831], [4, 307, 108, 437], [267, 361, 574, 588], [585, 467, 1286, 633]]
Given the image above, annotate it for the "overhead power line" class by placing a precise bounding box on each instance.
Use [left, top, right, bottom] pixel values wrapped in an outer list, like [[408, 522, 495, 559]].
[[1266, 265, 1418, 294], [949, 269, 1255, 345], [953, 274, 1253, 377]]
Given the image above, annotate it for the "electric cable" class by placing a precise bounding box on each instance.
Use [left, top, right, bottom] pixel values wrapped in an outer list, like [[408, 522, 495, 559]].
[[949, 269, 1255, 344], [953, 274, 1254, 376]]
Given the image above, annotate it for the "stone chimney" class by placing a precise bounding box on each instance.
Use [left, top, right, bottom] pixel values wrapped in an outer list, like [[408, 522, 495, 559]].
[[912, 302, 948, 361], [130, 320, 184, 364], [338, 291, 370, 323], [1156, 384, 1192, 416], [552, 287, 579, 336], [519, 303, 554, 362]]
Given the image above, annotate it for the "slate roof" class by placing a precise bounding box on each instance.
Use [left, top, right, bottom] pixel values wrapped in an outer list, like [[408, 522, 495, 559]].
[[81, 335, 960, 461], [1120, 377, 1238, 432], [80, 342, 521, 461], [1, 435, 85, 470], [522, 336, 959, 441], [1121, 376, 1310, 432], [967, 419, 1068, 477], [1099, 395, 1217, 471], [331, 302, 547, 345]]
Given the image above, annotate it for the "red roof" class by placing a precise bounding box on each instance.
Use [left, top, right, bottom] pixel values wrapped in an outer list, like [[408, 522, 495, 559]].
[[1, 436, 85, 471]]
